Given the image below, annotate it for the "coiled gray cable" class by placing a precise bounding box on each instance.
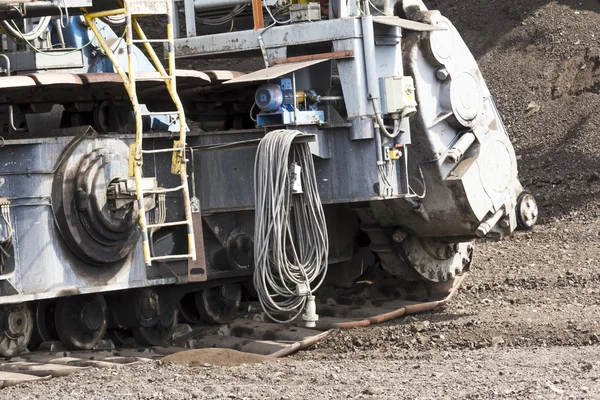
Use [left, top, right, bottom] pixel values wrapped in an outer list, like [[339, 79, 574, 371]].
[[253, 129, 328, 323]]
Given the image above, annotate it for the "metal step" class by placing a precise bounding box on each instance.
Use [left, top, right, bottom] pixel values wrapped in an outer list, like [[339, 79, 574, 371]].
[[146, 220, 190, 230], [141, 147, 184, 154], [84, 0, 197, 267], [142, 185, 184, 195]]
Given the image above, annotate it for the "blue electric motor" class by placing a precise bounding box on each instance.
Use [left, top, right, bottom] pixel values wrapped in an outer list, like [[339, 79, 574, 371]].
[[255, 78, 294, 112], [255, 83, 282, 112]]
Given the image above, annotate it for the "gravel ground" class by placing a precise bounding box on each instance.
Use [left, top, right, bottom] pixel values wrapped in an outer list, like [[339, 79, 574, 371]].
[[4, 0, 600, 398], [2, 345, 600, 399]]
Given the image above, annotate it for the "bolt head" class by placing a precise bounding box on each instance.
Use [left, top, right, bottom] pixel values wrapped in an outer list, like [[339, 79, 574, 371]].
[[445, 246, 456, 258], [436, 68, 450, 81]]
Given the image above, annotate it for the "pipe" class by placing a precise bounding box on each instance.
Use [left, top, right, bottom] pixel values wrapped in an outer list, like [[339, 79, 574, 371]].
[[476, 209, 504, 238], [316, 96, 343, 101], [0, 55, 26, 133], [194, 0, 249, 11], [304, 93, 343, 103], [446, 132, 476, 164], [328, 272, 469, 328], [0, 2, 68, 19], [361, 16, 380, 104], [374, 126, 383, 164], [361, 16, 401, 138]]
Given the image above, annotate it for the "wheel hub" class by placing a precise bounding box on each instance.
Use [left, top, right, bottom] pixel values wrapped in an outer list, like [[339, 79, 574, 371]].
[[6, 308, 27, 338], [0, 304, 33, 357], [52, 138, 140, 265], [227, 231, 254, 270], [77, 151, 137, 236], [195, 283, 242, 324], [55, 294, 108, 350], [135, 289, 162, 326], [81, 302, 104, 333], [130, 288, 179, 347], [517, 192, 538, 229]]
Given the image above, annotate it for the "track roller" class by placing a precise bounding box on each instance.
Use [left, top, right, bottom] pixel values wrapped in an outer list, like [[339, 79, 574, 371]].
[[516, 190, 538, 230], [0, 303, 33, 357], [29, 300, 58, 349], [130, 288, 178, 347], [55, 294, 108, 350], [107, 328, 134, 347], [177, 292, 202, 324], [132, 311, 178, 347], [195, 283, 242, 324]]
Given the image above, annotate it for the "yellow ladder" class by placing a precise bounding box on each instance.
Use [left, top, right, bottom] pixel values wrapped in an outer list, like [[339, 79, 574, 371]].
[[84, 0, 196, 266]]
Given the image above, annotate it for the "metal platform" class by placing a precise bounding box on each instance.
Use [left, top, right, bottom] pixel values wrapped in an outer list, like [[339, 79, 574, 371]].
[[0, 70, 244, 105]]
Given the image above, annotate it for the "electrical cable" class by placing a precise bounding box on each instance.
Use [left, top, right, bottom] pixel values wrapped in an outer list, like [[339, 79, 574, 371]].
[[372, 98, 401, 138], [0, 203, 13, 273], [262, 0, 294, 24], [197, 4, 247, 26], [8, 21, 121, 57], [56, 0, 70, 29], [253, 129, 328, 325], [368, 0, 390, 15], [150, 193, 166, 237], [249, 102, 257, 122], [101, 15, 126, 26], [1, 16, 51, 42]]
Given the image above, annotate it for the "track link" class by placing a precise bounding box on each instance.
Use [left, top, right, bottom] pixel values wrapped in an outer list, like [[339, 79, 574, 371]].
[[0, 273, 467, 389]]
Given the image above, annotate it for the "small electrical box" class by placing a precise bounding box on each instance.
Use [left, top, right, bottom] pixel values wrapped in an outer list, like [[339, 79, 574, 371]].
[[380, 76, 418, 118], [289, 162, 303, 194], [290, 3, 322, 22], [383, 146, 403, 161]]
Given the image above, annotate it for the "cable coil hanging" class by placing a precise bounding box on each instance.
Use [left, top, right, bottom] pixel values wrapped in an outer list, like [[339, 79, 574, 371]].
[[253, 129, 328, 327]]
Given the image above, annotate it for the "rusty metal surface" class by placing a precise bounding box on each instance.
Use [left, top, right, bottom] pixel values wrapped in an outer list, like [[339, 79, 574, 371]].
[[372, 16, 447, 31], [252, 0, 264, 29], [187, 209, 208, 282], [270, 50, 354, 66]]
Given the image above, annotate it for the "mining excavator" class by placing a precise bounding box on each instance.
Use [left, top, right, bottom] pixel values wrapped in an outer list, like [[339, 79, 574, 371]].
[[0, 0, 537, 357]]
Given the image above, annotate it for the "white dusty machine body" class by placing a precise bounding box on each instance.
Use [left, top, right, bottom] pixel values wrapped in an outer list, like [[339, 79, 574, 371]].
[[0, 0, 537, 356]]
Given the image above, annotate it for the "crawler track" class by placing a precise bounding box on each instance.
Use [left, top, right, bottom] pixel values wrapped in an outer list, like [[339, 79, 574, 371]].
[[0, 274, 467, 388]]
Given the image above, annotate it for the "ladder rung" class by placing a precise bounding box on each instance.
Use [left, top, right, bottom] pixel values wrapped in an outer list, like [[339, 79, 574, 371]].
[[142, 148, 184, 154], [142, 185, 184, 194], [132, 39, 171, 44], [147, 220, 190, 229], [150, 254, 194, 262], [141, 111, 180, 116]]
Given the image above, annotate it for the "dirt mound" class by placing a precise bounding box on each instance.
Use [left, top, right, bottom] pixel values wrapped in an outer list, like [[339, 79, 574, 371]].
[[428, 0, 600, 223], [161, 348, 276, 367]]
